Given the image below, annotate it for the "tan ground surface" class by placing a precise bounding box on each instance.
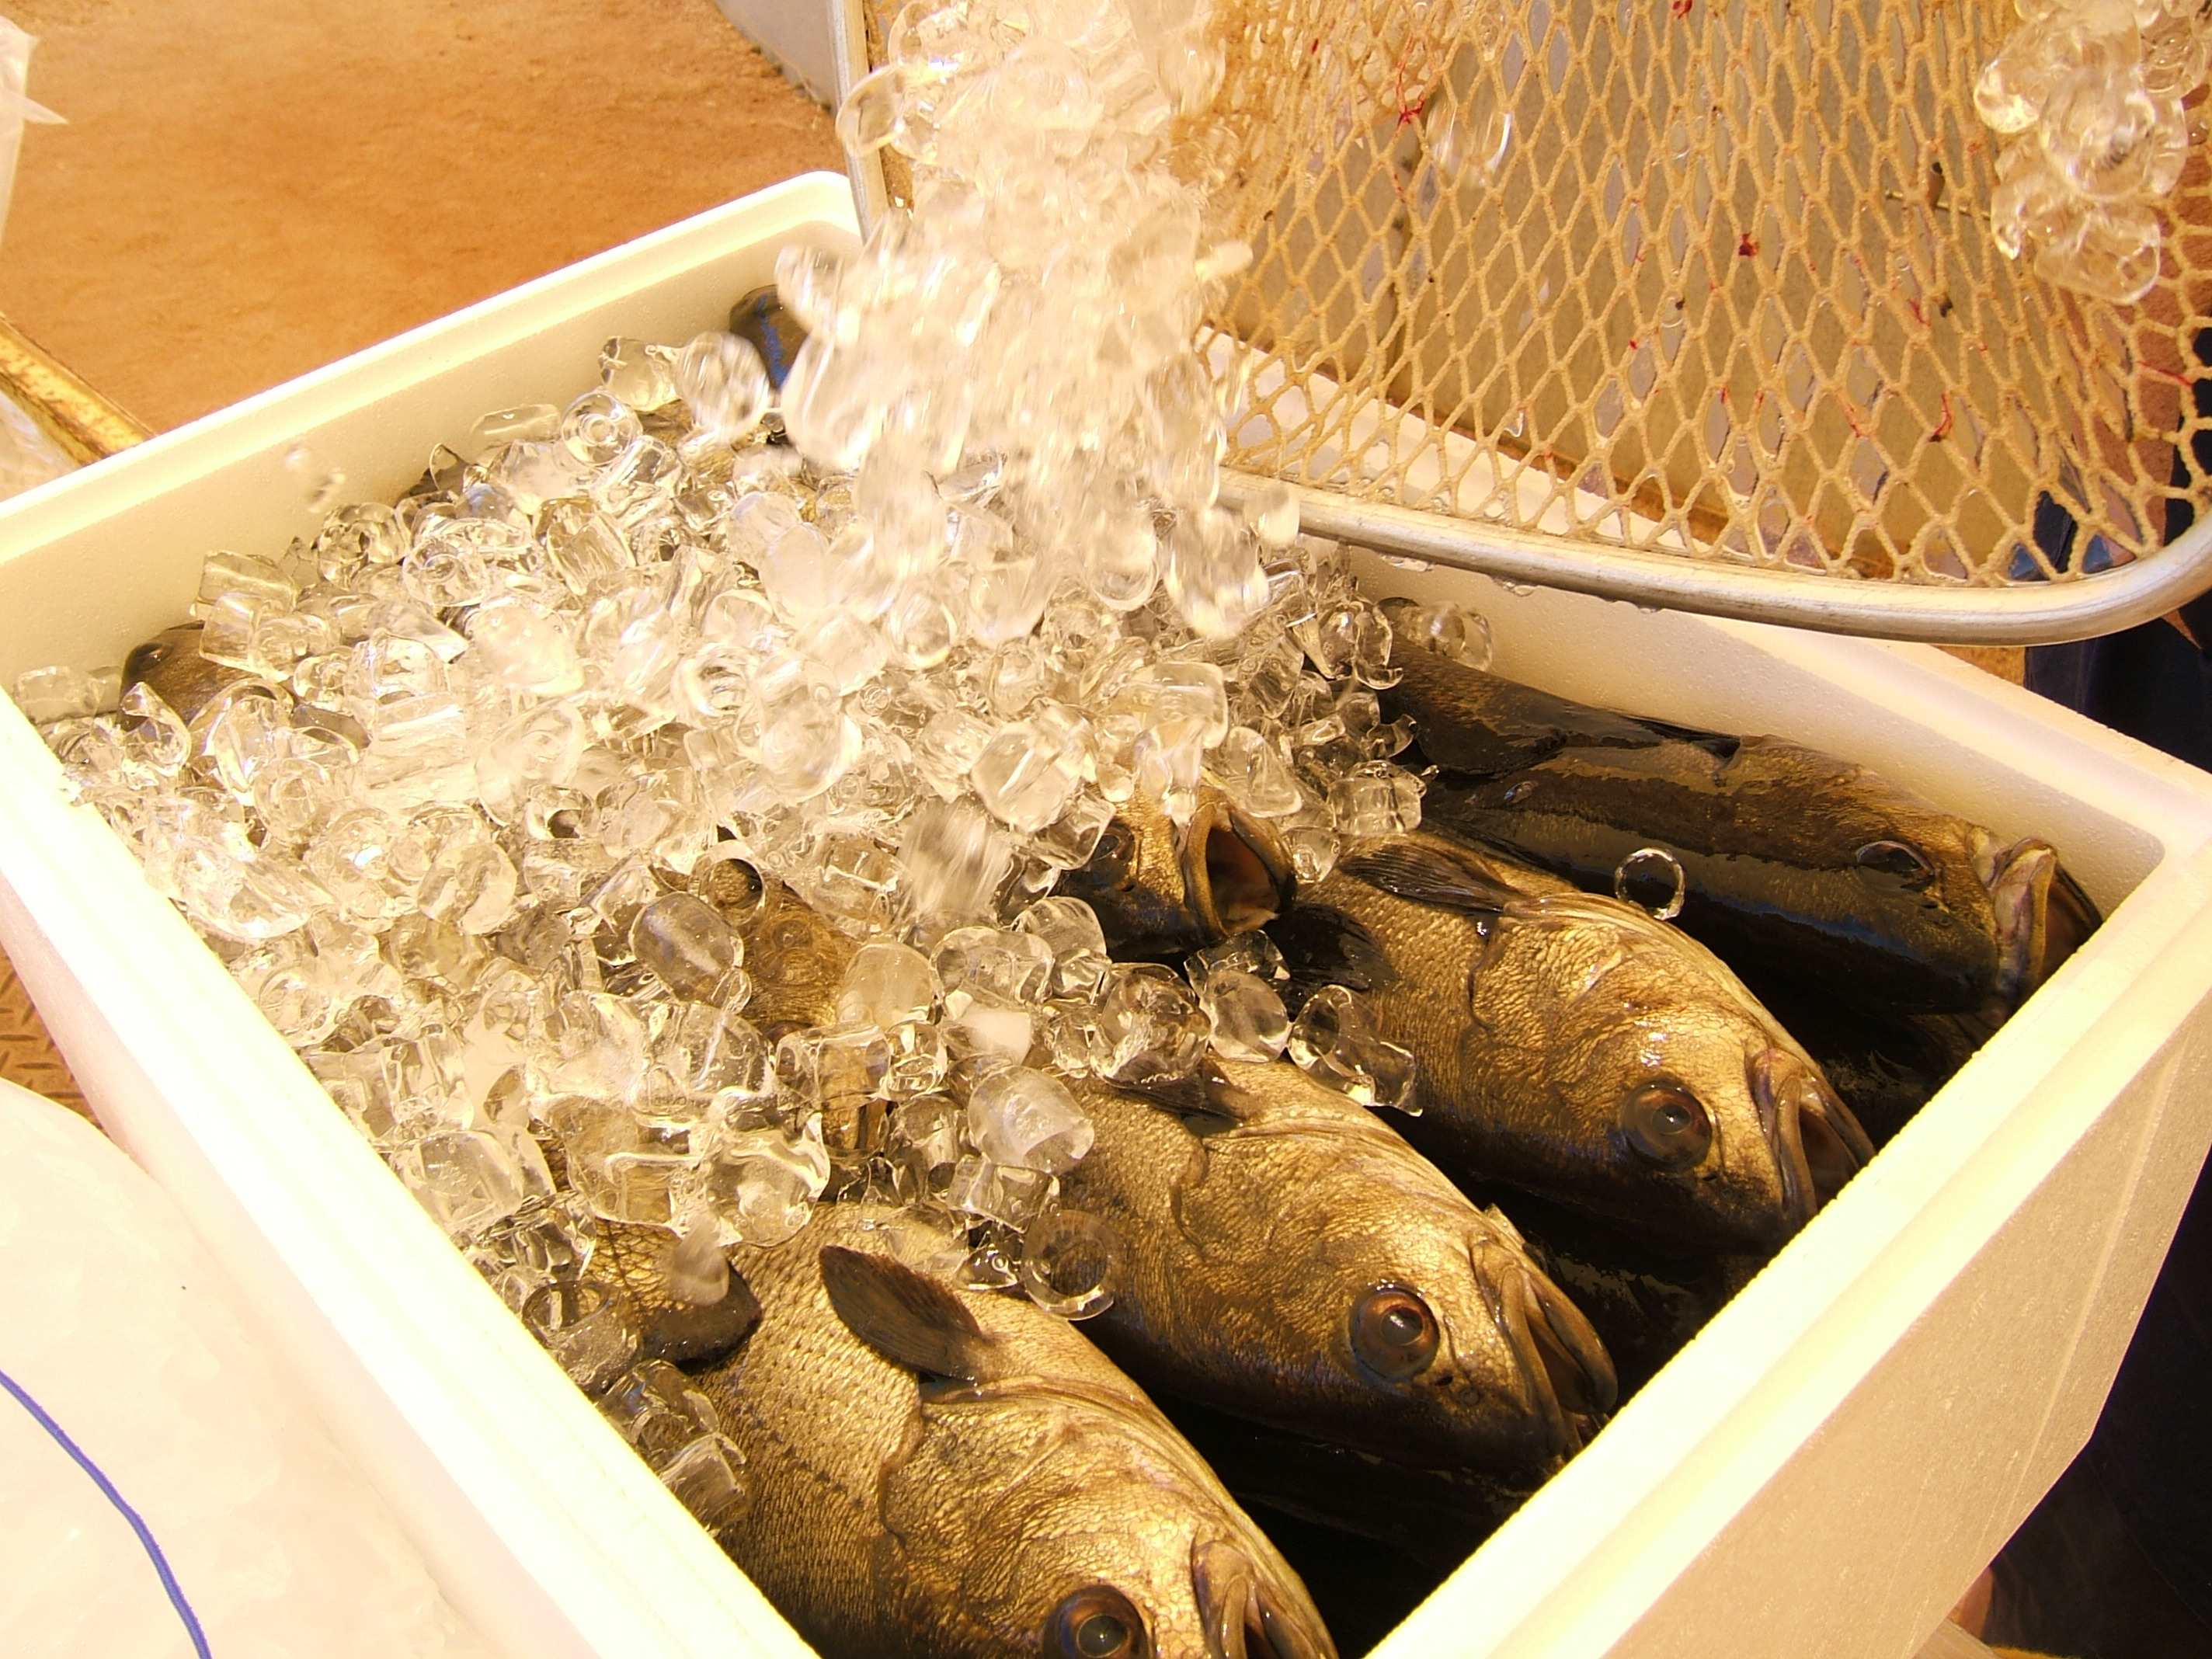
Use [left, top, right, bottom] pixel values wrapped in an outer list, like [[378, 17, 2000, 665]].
[[0, 0, 841, 433], [0, 0, 840, 1113]]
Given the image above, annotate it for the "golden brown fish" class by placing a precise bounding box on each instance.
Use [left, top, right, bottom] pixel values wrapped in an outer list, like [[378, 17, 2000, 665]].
[[1058, 787, 1297, 956], [609, 1204, 1335, 1659], [1062, 1060, 1615, 1469], [1278, 833, 1872, 1256]]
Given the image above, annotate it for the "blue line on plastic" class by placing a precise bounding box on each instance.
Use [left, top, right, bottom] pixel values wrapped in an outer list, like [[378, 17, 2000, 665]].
[[0, 1362, 213, 1657]]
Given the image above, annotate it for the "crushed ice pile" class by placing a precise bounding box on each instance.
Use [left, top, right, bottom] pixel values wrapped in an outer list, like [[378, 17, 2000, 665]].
[[1976, 0, 2210, 302], [11, 0, 1490, 1536]]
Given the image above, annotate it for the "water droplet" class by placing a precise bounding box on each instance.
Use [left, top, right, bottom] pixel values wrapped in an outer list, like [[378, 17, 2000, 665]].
[[1614, 846, 1687, 920]]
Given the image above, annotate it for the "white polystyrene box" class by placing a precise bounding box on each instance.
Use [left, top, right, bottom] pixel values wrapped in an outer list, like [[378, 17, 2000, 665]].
[[0, 170, 2208, 1659]]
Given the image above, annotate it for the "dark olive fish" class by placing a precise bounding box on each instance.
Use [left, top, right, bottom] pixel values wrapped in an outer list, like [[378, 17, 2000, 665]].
[[1059, 786, 1297, 956], [1380, 644, 2100, 1017], [123, 622, 250, 725], [1062, 1060, 1615, 1470], [1440, 1183, 1755, 1400], [1737, 973, 1988, 1149], [1280, 832, 1873, 1255], [692, 1206, 1337, 1659]]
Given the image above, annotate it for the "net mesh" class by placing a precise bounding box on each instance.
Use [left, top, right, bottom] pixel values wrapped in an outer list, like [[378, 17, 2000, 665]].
[[867, 0, 2212, 586]]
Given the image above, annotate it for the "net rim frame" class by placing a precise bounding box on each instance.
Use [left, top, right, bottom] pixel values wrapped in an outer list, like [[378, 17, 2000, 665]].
[[830, 2, 2212, 645]]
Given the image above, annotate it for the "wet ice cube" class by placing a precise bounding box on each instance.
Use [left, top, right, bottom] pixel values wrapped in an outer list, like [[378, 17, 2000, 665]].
[[674, 331, 771, 445], [912, 708, 996, 801], [1198, 969, 1289, 1063], [966, 1066, 1094, 1173], [600, 1359, 718, 1464], [659, 1432, 752, 1532], [523, 1278, 642, 1395], [466, 597, 583, 696], [1018, 1205, 1122, 1319], [1329, 762, 1424, 838], [693, 1124, 830, 1245], [972, 711, 1087, 834], [898, 798, 1014, 924], [600, 337, 678, 410], [417, 841, 520, 936], [12, 663, 105, 723], [1086, 964, 1211, 1086], [631, 892, 744, 1003], [1209, 725, 1303, 817], [776, 1021, 893, 1104], [838, 941, 941, 1028], [1185, 929, 1288, 987], [1288, 985, 1419, 1112], [881, 1020, 950, 1100], [1015, 896, 1110, 998], [934, 924, 1055, 1004], [394, 1129, 525, 1240], [941, 987, 1035, 1064], [947, 1156, 1058, 1230]]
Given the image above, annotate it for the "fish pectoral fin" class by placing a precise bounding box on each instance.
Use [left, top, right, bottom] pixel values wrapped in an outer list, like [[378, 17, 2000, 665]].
[[1339, 838, 1519, 916], [1267, 903, 1390, 994], [819, 1245, 1000, 1384]]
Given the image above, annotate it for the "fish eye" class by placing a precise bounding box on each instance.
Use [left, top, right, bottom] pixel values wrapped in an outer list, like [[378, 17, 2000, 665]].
[[1350, 1284, 1440, 1380], [1854, 840, 1936, 891], [1045, 1586, 1148, 1659], [1619, 1080, 1713, 1170]]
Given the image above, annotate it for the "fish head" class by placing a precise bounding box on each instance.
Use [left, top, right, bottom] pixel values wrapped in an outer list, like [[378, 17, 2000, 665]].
[[1532, 918, 1873, 1252], [1061, 788, 1296, 955], [1276, 1186, 1618, 1466], [937, 1400, 1336, 1659]]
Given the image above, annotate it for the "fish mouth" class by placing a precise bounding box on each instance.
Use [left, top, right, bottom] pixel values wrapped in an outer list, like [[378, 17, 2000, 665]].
[[1984, 837, 2100, 1010], [1191, 1538, 1337, 1659], [1494, 1252, 1618, 1456], [1181, 797, 1298, 940], [1751, 1048, 1875, 1230]]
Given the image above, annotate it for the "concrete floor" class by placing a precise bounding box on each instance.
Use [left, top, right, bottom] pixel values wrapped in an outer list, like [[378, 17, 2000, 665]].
[[0, 0, 841, 433]]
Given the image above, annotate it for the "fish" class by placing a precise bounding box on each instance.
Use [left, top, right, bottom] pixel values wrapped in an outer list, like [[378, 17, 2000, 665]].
[[1278, 831, 1873, 1256], [123, 622, 251, 725], [1742, 976, 1989, 1149], [1438, 1181, 1756, 1399], [603, 1203, 1335, 1659], [1380, 644, 2101, 1017], [1059, 787, 1298, 957], [738, 878, 861, 1038], [1059, 1059, 1616, 1470]]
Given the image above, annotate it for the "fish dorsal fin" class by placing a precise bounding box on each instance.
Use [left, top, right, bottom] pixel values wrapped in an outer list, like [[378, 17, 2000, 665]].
[[819, 1246, 999, 1382], [1341, 839, 1522, 916]]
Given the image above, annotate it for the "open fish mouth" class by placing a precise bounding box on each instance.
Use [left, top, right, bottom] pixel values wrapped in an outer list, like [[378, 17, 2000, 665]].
[[1191, 1539, 1336, 1659], [1179, 797, 1297, 939], [1493, 1254, 1619, 1456], [1983, 836, 2099, 1008], [1751, 1048, 1875, 1230]]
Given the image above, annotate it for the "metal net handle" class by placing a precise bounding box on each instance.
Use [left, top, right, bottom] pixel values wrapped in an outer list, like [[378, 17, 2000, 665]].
[[832, 0, 2212, 645]]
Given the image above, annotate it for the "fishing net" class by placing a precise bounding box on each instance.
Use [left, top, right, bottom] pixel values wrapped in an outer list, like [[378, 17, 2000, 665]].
[[864, 0, 2212, 593]]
